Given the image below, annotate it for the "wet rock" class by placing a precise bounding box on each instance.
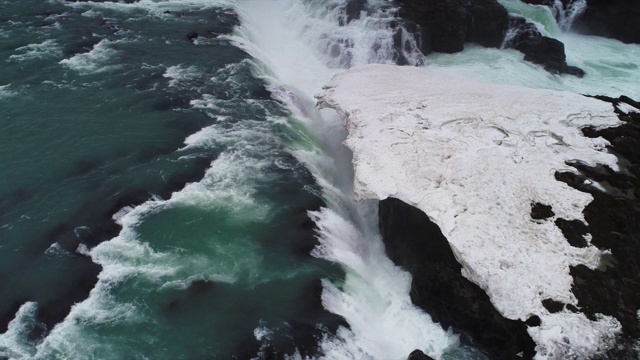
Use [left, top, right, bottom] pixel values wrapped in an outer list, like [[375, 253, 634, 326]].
[[186, 31, 198, 42], [407, 349, 435, 360], [524, 0, 640, 44], [464, 0, 510, 48], [504, 16, 585, 76], [379, 197, 536, 360], [395, 0, 469, 54], [394, 0, 508, 54], [345, 0, 367, 23]]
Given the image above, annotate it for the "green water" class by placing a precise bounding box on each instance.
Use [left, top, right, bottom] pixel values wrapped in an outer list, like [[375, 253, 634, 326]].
[[0, 0, 343, 358]]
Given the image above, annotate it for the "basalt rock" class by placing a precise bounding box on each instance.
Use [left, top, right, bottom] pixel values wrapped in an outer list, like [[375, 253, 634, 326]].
[[394, 0, 508, 53], [407, 349, 435, 360], [556, 95, 640, 358], [379, 197, 536, 360], [345, 0, 367, 23], [504, 16, 585, 76], [523, 0, 640, 44], [393, 0, 583, 76]]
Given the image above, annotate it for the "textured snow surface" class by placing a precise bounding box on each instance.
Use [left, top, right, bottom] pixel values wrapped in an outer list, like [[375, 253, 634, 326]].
[[317, 64, 623, 358]]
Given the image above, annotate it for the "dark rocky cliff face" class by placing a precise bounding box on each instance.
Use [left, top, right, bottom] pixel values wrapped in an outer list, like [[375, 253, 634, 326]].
[[378, 198, 536, 360], [378, 96, 640, 360], [521, 0, 640, 44], [392, 0, 584, 76]]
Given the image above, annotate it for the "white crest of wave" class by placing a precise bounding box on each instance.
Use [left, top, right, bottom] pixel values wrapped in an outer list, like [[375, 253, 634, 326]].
[[0, 302, 39, 359], [9, 40, 62, 62], [59, 39, 119, 75]]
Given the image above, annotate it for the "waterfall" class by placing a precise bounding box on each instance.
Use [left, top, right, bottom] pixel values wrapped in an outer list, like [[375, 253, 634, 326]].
[[231, 0, 467, 358]]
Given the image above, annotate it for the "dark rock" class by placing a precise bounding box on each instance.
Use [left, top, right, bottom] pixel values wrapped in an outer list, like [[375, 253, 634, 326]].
[[555, 218, 589, 247], [541, 298, 565, 313], [554, 95, 640, 357], [525, 315, 541, 327], [530, 202, 555, 220], [394, 0, 509, 52], [529, 0, 640, 44], [395, 0, 470, 54], [345, 0, 367, 23], [379, 197, 536, 360], [505, 16, 585, 76], [186, 31, 198, 42], [408, 349, 435, 360], [465, 0, 509, 48], [188, 279, 215, 296], [393, 1, 584, 76], [522, 0, 640, 43]]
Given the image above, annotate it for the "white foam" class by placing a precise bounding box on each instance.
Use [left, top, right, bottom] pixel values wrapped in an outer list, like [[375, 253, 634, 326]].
[[163, 65, 201, 88], [530, 312, 621, 359], [64, 0, 237, 18], [0, 84, 17, 99], [0, 302, 38, 359], [59, 39, 119, 75], [8, 40, 62, 62], [235, 1, 459, 358], [317, 63, 622, 358]]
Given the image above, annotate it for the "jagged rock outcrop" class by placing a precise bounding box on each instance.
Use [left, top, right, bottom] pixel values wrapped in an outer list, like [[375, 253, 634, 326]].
[[522, 0, 640, 44], [393, 0, 584, 76], [504, 17, 585, 76], [380, 197, 536, 359], [407, 349, 436, 360], [394, 0, 508, 54]]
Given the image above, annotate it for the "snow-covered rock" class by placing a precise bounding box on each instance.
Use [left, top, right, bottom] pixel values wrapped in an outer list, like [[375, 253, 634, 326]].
[[317, 64, 623, 358]]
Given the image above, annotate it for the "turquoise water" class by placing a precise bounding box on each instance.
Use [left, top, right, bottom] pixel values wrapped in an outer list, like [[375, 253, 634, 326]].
[[1, 1, 343, 358], [1, 0, 639, 359]]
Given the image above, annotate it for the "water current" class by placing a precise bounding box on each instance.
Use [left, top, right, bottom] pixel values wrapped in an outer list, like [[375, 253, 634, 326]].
[[0, 0, 639, 359]]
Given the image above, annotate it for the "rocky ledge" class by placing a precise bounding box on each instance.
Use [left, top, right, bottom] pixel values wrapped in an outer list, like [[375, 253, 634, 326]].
[[317, 64, 636, 359], [390, 0, 584, 76], [522, 0, 640, 44]]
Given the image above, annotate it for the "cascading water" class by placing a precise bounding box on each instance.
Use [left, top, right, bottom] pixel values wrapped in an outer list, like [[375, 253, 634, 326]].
[[551, 0, 586, 31], [231, 0, 475, 358]]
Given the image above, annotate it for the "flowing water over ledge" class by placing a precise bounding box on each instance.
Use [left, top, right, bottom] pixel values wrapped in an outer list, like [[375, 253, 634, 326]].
[[1, 0, 639, 359]]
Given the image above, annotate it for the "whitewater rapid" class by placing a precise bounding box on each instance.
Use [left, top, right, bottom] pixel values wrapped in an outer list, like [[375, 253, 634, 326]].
[[233, 0, 465, 358]]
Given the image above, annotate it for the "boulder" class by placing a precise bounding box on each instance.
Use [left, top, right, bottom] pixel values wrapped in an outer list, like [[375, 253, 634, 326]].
[[464, 0, 509, 48], [407, 349, 435, 360], [186, 31, 198, 42], [345, 0, 367, 23], [396, 0, 468, 54], [504, 16, 585, 76], [394, 0, 508, 53]]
